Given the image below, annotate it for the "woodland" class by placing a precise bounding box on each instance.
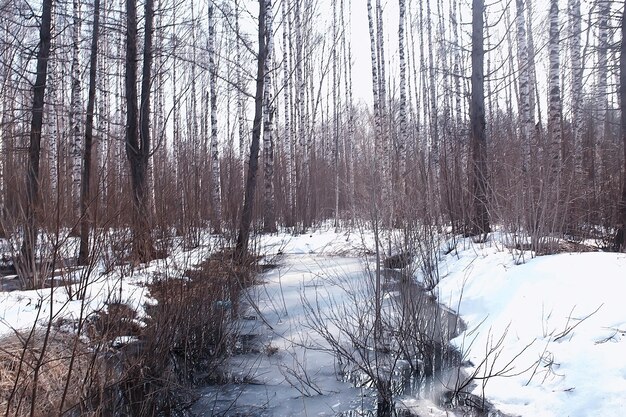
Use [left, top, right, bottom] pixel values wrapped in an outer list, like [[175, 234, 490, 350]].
[[0, 0, 625, 269], [1, 0, 626, 415]]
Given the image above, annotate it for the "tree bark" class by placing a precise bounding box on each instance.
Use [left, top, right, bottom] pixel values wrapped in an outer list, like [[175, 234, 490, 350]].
[[69, 0, 82, 225], [618, 4, 626, 251], [469, 0, 489, 237], [21, 0, 54, 281], [569, 0, 583, 175], [548, 0, 562, 176], [78, 0, 101, 265], [263, 0, 276, 233], [125, 0, 155, 262], [209, 3, 222, 232], [516, 0, 532, 172], [236, 0, 266, 258]]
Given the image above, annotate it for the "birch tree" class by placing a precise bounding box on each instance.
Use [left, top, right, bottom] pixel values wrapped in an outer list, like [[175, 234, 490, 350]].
[[516, 0, 532, 172], [618, 3, 626, 251], [548, 0, 562, 176], [69, 0, 82, 224], [569, 0, 583, 175], [209, 2, 221, 232], [595, 0, 610, 182], [398, 0, 407, 195], [263, 0, 276, 232]]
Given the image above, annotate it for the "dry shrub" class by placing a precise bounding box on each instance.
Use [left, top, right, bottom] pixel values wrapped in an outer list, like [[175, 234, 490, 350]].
[[112, 249, 258, 416], [0, 329, 104, 417]]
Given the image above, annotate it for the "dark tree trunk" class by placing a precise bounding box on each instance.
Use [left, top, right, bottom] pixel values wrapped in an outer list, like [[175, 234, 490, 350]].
[[618, 4, 626, 252], [125, 0, 155, 262], [235, 0, 266, 259], [78, 0, 101, 266], [469, 0, 489, 237], [21, 0, 54, 281]]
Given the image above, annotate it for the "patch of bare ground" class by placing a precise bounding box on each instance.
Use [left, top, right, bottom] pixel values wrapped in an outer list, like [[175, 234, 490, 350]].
[[0, 249, 259, 417], [0, 329, 113, 417], [114, 248, 259, 415]]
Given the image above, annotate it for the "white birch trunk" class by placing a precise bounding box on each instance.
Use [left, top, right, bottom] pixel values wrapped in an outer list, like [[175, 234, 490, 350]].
[[47, 2, 59, 200], [209, 3, 221, 232], [235, 0, 246, 169], [69, 0, 82, 222], [398, 0, 407, 193], [548, 0, 562, 176], [367, 0, 382, 195], [426, 0, 439, 169], [263, 0, 276, 232], [527, 0, 537, 128], [516, 0, 532, 171], [569, 0, 583, 175], [596, 0, 609, 182], [282, 0, 293, 223]]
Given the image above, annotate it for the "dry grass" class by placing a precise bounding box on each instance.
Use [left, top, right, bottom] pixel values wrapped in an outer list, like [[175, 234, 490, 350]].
[[0, 329, 104, 417]]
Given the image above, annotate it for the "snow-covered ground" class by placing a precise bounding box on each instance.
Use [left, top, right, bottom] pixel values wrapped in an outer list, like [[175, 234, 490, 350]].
[[2, 227, 625, 416], [435, 236, 626, 417]]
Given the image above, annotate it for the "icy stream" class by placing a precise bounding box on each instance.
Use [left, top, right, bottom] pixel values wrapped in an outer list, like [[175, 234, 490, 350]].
[[191, 254, 469, 416]]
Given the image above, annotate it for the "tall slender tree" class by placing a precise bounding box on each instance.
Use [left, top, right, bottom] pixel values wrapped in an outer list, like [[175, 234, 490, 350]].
[[236, 0, 266, 258], [516, 0, 532, 172], [69, 0, 82, 225], [78, 0, 101, 265], [125, 0, 155, 261], [569, 0, 583, 175], [618, 3, 626, 251], [21, 0, 54, 280], [548, 0, 562, 176], [209, 2, 221, 232], [263, 0, 276, 232], [469, 0, 489, 236]]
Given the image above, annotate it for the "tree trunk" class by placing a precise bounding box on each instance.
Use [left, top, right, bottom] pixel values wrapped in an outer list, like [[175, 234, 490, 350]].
[[548, 0, 562, 177], [569, 0, 583, 175], [596, 0, 609, 185], [398, 0, 407, 197], [69, 0, 82, 226], [263, 0, 276, 233], [209, 3, 222, 232], [516, 0, 532, 172], [618, 4, 626, 251], [235, 0, 266, 258], [78, 0, 101, 266], [21, 0, 54, 281], [125, 0, 155, 262], [469, 0, 489, 237]]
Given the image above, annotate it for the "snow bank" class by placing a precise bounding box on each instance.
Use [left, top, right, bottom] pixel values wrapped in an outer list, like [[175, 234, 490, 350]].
[[435, 237, 626, 417]]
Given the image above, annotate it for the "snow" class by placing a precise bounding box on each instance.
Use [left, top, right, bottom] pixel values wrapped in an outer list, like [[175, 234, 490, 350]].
[[435, 236, 626, 417], [2, 227, 626, 416]]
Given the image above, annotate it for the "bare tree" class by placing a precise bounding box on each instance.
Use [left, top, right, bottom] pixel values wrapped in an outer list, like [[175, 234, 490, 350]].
[[21, 0, 54, 282], [69, 0, 83, 225], [569, 0, 583, 176], [618, 3, 626, 251], [516, 0, 532, 173], [236, 0, 266, 258], [469, 0, 489, 237], [125, 0, 156, 261], [548, 0, 562, 177], [209, 2, 222, 233], [263, 0, 276, 233], [78, 0, 102, 266]]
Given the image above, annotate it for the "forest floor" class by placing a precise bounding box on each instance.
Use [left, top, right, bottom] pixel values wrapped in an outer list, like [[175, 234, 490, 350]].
[[1, 226, 625, 416]]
